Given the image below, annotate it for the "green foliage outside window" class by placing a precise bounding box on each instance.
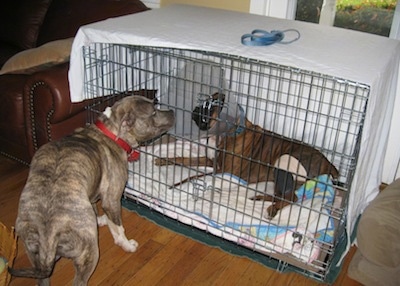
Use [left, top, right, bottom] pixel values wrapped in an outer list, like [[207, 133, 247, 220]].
[[296, 0, 397, 36]]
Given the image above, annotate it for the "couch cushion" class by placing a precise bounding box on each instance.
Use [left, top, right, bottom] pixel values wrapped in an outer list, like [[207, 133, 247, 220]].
[[0, 0, 52, 50], [348, 249, 400, 286], [37, 0, 149, 45], [0, 38, 73, 75], [357, 178, 400, 268]]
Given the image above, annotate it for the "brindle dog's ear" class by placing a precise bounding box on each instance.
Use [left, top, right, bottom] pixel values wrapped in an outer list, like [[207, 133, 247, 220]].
[[133, 89, 159, 105], [120, 112, 135, 129], [117, 111, 139, 147]]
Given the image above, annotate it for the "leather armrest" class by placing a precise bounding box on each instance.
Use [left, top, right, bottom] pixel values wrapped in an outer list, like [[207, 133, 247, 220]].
[[23, 62, 90, 154], [24, 62, 88, 124]]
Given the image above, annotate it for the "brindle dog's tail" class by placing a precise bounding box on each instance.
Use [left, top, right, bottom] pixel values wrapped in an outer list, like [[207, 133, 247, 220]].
[[8, 265, 54, 279], [8, 237, 57, 280]]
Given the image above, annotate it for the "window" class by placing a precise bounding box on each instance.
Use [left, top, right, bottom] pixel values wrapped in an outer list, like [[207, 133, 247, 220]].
[[250, 0, 399, 38], [295, 0, 398, 37]]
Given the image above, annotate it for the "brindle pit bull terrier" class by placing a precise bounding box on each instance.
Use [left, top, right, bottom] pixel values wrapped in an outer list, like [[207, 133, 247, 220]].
[[155, 92, 338, 218], [9, 96, 175, 286]]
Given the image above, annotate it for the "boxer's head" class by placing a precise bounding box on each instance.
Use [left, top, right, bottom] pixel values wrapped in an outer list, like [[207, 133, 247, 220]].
[[192, 92, 225, 131]]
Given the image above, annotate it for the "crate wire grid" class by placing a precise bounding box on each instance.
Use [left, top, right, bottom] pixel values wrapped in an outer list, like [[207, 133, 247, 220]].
[[83, 43, 368, 183], [83, 43, 369, 282]]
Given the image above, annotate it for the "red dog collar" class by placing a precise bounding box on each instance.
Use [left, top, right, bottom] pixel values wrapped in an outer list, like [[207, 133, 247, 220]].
[[95, 120, 140, 162]]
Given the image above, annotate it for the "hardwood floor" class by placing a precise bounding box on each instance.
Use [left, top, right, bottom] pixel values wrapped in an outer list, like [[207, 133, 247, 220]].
[[0, 155, 362, 285]]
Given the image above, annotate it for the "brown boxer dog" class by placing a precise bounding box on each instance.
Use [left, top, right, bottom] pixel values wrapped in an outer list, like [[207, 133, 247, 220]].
[[155, 92, 338, 218]]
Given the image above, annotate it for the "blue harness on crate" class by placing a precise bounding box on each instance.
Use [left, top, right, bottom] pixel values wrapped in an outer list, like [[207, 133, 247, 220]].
[[241, 29, 301, 46]]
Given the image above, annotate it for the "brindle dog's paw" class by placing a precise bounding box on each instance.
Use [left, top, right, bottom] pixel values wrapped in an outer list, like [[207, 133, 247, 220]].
[[123, 239, 139, 252], [154, 158, 172, 166], [97, 214, 108, 226], [115, 236, 139, 252]]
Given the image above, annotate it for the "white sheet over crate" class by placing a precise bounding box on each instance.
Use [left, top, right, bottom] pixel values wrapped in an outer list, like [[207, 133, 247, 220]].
[[70, 4, 399, 100]]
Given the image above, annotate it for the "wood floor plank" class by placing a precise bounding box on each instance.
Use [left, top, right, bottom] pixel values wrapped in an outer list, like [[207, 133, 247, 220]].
[[95, 239, 165, 285], [180, 245, 235, 285], [233, 260, 276, 286], [91, 215, 163, 285], [49, 258, 75, 286], [156, 241, 212, 285], [286, 272, 320, 286], [121, 234, 199, 285], [208, 255, 253, 286], [145, 224, 179, 246]]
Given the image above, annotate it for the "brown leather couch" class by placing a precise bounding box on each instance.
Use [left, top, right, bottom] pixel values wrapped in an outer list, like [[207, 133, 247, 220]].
[[0, 0, 149, 164]]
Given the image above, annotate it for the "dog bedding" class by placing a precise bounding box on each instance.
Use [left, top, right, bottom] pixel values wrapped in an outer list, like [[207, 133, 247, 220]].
[[124, 138, 339, 265]]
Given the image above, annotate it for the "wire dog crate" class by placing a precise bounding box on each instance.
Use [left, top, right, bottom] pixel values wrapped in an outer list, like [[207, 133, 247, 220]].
[[83, 43, 369, 282]]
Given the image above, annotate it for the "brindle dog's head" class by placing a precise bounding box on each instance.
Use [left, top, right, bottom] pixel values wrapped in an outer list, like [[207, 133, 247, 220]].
[[100, 95, 175, 146], [192, 92, 225, 130]]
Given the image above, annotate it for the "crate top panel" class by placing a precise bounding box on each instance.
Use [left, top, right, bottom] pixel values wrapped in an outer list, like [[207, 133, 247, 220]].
[[69, 4, 400, 103]]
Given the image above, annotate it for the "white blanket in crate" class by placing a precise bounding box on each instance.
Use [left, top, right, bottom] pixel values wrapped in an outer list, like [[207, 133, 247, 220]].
[[125, 139, 336, 264]]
